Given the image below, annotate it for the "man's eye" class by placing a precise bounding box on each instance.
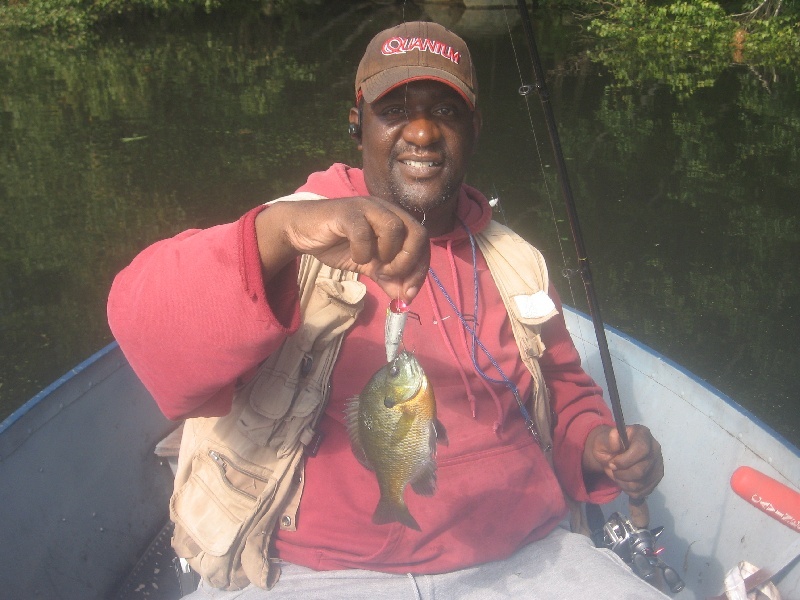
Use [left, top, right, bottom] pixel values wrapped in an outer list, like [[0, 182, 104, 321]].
[[384, 106, 407, 117]]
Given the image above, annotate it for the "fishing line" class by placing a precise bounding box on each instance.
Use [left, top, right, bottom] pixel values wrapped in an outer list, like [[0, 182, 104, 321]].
[[500, 4, 602, 407], [510, 0, 630, 448], [501, 7, 581, 310]]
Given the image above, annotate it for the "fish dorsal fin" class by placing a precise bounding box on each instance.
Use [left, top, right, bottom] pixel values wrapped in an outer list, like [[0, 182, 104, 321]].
[[344, 396, 374, 471]]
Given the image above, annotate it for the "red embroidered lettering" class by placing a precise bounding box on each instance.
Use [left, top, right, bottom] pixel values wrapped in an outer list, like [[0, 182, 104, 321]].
[[445, 47, 461, 64], [421, 38, 438, 53], [382, 37, 404, 55], [380, 36, 461, 65]]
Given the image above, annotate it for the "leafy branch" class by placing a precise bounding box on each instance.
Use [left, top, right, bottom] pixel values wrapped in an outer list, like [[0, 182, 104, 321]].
[[583, 0, 800, 98], [732, 0, 784, 22]]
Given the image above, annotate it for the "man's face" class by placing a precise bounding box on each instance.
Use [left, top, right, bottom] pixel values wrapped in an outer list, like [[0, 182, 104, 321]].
[[352, 80, 481, 232]]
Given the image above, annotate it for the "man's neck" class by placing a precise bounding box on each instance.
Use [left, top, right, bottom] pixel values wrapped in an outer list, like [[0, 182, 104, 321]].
[[408, 204, 457, 238]]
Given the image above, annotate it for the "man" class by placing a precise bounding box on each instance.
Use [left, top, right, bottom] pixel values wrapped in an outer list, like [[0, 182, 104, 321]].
[[108, 21, 666, 599]]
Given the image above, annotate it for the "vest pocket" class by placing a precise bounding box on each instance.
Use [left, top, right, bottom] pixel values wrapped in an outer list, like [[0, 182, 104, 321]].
[[235, 276, 366, 450], [171, 441, 277, 556]]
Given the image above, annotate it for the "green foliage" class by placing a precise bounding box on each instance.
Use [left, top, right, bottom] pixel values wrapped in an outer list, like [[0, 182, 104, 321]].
[[585, 0, 800, 98], [0, 0, 328, 40], [0, 0, 227, 36], [0, 4, 355, 415], [740, 13, 800, 67]]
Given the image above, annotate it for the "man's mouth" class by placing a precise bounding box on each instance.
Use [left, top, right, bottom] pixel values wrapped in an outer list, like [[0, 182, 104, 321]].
[[402, 159, 441, 167], [401, 159, 442, 168]]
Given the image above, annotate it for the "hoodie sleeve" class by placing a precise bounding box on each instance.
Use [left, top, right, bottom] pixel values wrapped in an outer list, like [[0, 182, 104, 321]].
[[107, 205, 301, 420], [539, 284, 620, 504]]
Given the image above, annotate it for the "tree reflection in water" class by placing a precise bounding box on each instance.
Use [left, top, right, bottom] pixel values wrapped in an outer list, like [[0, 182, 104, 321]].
[[1, 3, 797, 446]]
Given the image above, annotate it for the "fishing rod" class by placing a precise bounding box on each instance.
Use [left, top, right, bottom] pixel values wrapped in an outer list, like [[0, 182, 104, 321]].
[[511, 2, 671, 555], [507, 9, 688, 592], [513, 0, 629, 449]]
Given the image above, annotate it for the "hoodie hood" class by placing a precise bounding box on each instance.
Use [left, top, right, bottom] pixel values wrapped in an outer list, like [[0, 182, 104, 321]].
[[295, 163, 493, 242]]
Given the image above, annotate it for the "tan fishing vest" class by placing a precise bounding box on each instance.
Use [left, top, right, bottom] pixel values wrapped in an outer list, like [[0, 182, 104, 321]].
[[170, 194, 578, 590]]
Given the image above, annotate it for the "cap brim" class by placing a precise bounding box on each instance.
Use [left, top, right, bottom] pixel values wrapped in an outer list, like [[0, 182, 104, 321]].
[[360, 66, 476, 108]]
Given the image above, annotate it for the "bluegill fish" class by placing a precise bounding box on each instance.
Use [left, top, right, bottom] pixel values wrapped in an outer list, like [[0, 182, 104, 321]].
[[345, 351, 447, 531]]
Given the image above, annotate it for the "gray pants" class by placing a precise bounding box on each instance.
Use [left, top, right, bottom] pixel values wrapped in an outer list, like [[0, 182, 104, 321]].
[[185, 526, 670, 600]]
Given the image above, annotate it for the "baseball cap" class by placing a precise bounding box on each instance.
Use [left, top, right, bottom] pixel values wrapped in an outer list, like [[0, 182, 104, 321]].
[[355, 21, 478, 108]]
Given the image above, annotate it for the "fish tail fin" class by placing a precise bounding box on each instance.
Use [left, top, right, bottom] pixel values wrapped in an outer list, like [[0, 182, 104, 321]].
[[373, 496, 421, 531]]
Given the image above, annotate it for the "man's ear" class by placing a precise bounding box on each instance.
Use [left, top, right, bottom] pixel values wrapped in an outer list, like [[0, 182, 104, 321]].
[[348, 106, 362, 149]]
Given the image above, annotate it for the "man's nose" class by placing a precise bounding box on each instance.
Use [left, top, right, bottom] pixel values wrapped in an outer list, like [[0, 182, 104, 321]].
[[402, 116, 442, 147]]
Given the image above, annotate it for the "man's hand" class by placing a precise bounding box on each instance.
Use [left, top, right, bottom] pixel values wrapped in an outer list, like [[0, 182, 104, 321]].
[[583, 424, 664, 501], [255, 197, 430, 304]]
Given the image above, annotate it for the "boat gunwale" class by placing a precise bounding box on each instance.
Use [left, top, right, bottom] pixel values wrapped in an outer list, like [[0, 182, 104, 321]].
[[562, 306, 800, 466], [0, 341, 122, 458]]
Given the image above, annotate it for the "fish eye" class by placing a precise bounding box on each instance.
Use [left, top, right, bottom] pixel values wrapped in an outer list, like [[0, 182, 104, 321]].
[[389, 365, 399, 377]]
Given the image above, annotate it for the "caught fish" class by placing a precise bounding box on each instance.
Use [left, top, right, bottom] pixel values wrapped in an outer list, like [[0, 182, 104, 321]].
[[345, 351, 447, 531]]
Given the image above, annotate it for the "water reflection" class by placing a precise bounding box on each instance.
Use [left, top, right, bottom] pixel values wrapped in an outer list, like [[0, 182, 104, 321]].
[[0, 3, 798, 446]]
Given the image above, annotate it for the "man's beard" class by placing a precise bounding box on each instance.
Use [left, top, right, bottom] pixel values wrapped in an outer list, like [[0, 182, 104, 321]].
[[386, 171, 462, 219]]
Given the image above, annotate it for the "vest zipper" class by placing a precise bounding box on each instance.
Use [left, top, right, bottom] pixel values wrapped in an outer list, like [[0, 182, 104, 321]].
[[208, 449, 268, 501]]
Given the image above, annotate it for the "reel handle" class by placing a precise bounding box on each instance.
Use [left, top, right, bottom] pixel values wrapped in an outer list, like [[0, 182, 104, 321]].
[[629, 496, 650, 529], [662, 564, 685, 594]]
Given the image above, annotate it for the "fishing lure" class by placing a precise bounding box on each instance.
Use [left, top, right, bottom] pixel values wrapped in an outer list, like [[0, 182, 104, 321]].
[[384, 299, 410, 363]]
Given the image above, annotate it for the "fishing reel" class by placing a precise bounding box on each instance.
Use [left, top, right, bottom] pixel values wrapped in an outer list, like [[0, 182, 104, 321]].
[[593, 512, 685, 594]]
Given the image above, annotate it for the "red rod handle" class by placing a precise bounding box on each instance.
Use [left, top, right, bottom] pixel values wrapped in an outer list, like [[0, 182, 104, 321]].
[[731, 466, 800, 533]]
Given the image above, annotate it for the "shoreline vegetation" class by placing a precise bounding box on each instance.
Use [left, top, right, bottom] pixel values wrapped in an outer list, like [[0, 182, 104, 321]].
[[1, 0, 798, 98]]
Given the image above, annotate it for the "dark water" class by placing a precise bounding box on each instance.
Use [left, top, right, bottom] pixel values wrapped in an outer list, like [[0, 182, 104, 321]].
[[1, 3, 798, 447]]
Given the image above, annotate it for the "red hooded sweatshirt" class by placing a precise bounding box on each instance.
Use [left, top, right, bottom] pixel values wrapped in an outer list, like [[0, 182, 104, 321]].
[[108, 163, 618, 575]]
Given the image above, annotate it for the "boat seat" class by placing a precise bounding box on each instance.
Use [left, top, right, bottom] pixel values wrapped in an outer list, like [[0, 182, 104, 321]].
[[154, 422, 184, 476]]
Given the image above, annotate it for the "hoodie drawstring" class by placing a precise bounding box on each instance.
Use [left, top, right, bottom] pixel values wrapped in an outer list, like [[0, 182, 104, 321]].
[[428, 236, 508, 434], [424, 274, 478, 418]]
